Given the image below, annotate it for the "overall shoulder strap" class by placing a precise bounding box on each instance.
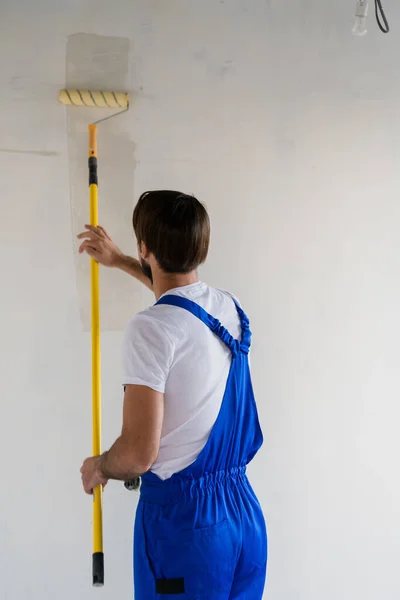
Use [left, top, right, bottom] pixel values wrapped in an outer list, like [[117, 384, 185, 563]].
[[156, 295, 242, 356], [219, 292, 252, 355]]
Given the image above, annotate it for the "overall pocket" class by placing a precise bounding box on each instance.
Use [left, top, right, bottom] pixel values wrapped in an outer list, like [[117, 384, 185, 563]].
[[154, 519, 236, 597]]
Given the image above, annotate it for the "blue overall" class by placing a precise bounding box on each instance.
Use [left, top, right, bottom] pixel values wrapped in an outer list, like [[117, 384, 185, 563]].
[[134, 295, 267, 599]]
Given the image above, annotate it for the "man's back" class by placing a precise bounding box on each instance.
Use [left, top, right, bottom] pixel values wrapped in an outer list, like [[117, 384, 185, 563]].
[[123, 281, 242, 479]]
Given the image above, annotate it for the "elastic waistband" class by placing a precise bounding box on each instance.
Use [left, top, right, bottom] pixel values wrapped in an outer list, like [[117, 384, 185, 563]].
[[140, 466, 247, 505]]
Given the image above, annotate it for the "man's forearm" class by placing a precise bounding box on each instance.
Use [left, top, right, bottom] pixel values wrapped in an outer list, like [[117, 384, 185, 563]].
[[99, 437, 147, 481], [115, 254, 153, 291]]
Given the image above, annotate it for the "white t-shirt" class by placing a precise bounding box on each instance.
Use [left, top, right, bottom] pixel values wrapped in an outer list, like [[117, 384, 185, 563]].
[[122, 281, 242, 480]]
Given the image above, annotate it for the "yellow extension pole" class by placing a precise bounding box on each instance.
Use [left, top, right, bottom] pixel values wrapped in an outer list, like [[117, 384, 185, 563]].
[[88, 123, 104, 587], [57, 88, 130, 586]]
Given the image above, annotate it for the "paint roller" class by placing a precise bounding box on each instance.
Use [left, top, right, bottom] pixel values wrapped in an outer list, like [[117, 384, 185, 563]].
[[59, 88, 135, 588], [59, 89, 129, 109]]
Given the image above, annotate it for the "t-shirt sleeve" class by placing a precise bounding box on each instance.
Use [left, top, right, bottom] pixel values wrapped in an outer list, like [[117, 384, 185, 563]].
[[122, 313, 175, 393]]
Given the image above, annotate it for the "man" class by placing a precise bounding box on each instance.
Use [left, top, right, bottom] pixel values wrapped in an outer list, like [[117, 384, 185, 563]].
[[79, 190, 267, 599]]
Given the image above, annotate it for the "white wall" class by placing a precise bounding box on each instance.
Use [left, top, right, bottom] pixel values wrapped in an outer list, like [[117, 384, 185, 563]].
[[1, 1, 400, 599]]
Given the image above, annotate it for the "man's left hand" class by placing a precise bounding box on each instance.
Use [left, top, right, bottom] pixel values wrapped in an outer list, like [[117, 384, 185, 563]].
[[80, 456, 108, 495]]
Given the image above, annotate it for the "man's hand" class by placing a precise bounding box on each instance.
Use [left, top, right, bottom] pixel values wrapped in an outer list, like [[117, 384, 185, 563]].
[[77, 225, 153, 290], [77, 225, 123, 267], [80, 456, 108, 495]]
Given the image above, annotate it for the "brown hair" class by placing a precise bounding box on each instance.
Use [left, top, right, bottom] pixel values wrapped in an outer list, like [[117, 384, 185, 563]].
[[132, 190, 210, 273]]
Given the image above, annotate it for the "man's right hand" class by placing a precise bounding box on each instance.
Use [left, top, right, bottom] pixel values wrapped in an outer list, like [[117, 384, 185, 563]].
[[77, 225, 124, 267]]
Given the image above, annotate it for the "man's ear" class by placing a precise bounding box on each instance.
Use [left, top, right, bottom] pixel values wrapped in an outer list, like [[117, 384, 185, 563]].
[[139, 241, 150, 261]]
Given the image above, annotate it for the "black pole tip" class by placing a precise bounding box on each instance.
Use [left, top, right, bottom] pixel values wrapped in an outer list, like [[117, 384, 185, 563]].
[[92, 552, 104, 587]]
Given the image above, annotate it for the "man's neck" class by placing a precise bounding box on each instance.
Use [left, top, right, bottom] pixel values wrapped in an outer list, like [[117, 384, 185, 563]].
[[153, 270, 199, 300]]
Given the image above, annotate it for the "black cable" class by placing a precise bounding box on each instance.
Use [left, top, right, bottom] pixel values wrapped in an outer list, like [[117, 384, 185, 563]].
[[375, 0, 390, 33]]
